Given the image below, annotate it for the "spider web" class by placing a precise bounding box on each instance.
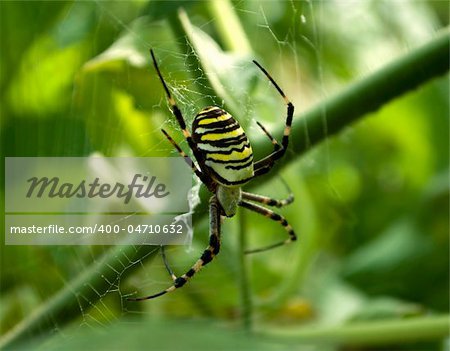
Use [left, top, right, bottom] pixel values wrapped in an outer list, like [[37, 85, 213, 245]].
[[81, 0, 322, 325], [2, 0, 442, 347]]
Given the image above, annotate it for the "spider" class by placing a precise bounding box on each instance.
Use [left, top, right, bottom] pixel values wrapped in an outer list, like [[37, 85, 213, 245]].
[[127, 49, 296, 301]]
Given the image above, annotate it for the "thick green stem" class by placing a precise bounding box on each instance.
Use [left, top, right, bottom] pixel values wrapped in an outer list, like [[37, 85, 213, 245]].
[[288, 29, 450, 158], [261, 315, 449, 346]]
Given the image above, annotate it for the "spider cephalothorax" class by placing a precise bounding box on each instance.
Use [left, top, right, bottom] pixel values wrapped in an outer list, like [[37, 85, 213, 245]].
[[128, 50, 296, 301]]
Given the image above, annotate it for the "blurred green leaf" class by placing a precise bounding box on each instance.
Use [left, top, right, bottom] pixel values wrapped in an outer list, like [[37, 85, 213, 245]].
[[1, 2, 449, 351], [0, 1, 69, 94]]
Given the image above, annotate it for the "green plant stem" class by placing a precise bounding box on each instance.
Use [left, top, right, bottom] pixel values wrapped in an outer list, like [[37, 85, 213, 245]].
[[166, 9, 214, 107], [1, 29, 448, 351], [237, 208, 253, 332], [207, 0, 252, 54], [261, 315, 450, 346], [173, 8, 240, 115]]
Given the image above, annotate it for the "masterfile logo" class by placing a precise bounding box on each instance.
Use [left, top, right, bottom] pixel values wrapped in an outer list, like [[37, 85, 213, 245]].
[[26, 174, 170, 204], [6, 157, 190, 213]]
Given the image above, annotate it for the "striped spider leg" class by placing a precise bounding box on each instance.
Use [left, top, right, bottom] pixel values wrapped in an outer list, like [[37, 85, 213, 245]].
[[251, 59, 294, 178], [128, 195, 221, 300], [240, 120, 296, 254], [239, 193, 296, 254]]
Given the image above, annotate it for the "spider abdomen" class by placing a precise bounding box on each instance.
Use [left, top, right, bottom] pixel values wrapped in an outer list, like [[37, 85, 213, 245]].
[[192, 106, 254, 186]]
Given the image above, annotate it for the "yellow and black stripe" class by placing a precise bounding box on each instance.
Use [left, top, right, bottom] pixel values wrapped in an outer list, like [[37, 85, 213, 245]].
[[239, 200, 297, 254], [192, 106, 254, 186], [242, 191, 294, 208]]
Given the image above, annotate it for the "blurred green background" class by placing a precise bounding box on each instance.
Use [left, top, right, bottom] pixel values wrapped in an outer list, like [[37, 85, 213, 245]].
[[1, 1, 448, 350]]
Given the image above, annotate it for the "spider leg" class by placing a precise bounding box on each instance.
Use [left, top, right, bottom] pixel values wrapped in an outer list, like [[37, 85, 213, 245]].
[[160, 246, 177, 280], [239, 200, 296, 254], [251, 60, 294, 177], [255, 120, 282, 152], [150, 49, 214, 189], [160, 128, 211, 185], [242, 176, 294, 207], [241, 191, 294, 208], [127, 196, 221, 301]]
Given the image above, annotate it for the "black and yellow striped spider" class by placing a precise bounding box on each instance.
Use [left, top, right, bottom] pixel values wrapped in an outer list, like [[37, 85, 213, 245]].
[[128, 50, 296, 301]]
